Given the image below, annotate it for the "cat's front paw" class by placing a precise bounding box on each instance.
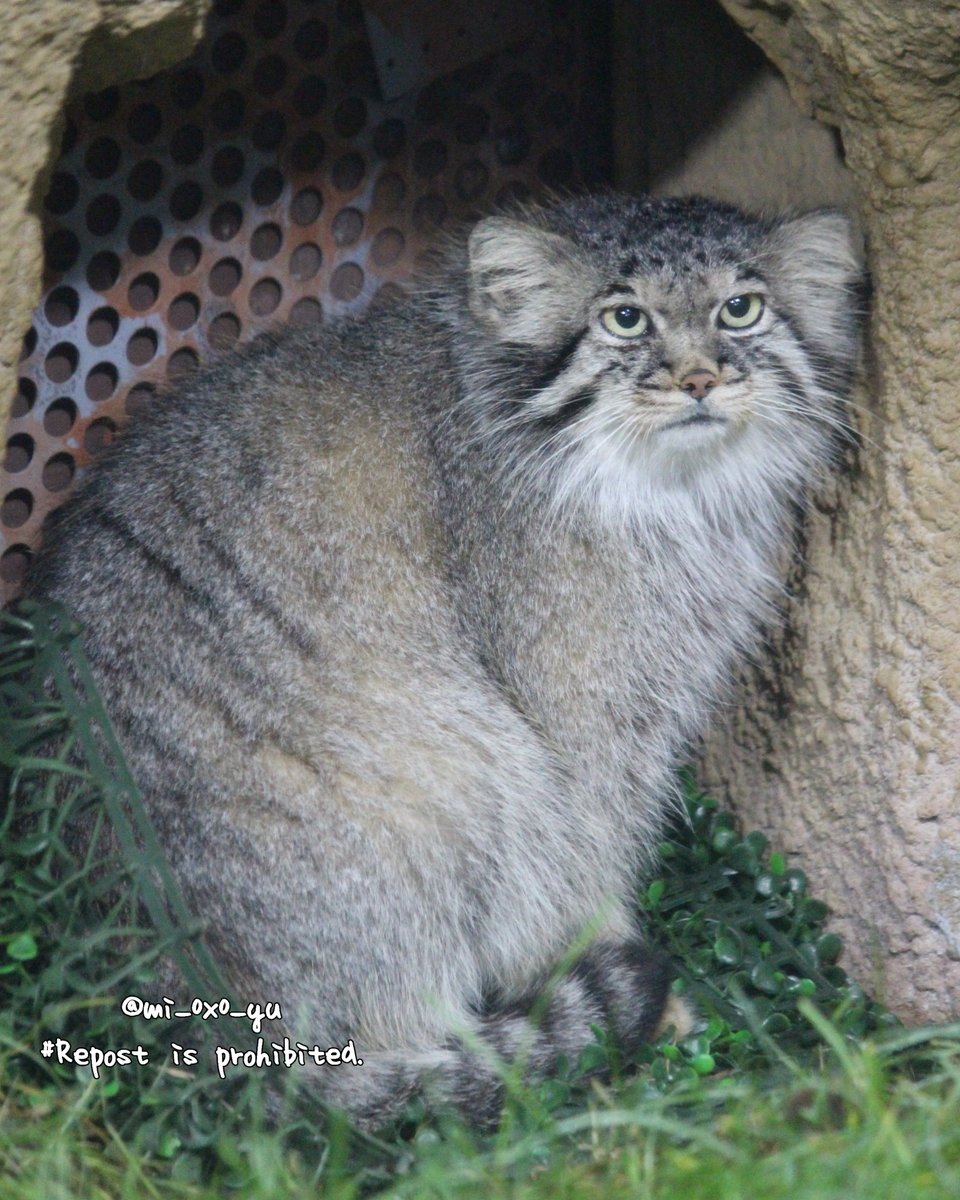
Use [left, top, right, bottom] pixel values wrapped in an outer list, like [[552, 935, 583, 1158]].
[[652, 991, 700, 1041]]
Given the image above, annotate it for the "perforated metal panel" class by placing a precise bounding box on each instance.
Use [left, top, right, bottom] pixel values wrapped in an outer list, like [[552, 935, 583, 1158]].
[[1, 0, 606, 599]]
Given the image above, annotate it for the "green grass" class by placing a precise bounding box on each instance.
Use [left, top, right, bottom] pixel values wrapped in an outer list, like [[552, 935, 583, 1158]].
[[4, 1023, 960, 1198], [3, 600, 959, 1199]]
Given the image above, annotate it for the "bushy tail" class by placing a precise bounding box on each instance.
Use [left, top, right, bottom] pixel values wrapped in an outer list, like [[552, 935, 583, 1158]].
[[320, 939, 688, 1130]]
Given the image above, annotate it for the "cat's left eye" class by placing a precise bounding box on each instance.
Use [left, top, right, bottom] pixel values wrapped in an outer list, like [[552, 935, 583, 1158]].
[[601, 305, 649, 338], [718, 293, 765, 330]]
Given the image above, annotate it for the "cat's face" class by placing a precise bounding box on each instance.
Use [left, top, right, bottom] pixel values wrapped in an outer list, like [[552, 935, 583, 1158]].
[[458, 195, 862, 519]]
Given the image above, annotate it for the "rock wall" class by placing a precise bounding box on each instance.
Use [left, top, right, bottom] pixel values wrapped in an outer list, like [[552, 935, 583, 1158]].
[[700, 0, 960, 1022]]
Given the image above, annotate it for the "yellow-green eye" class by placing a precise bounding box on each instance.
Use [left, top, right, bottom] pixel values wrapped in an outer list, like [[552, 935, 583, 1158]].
[[601, 304, 649, 338], [718, 293, 765, 329]]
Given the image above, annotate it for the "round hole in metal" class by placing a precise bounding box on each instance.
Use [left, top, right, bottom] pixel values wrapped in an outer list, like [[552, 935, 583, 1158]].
[[85, 361, 119, 402], [43, 397, 78, 437], [126, 328, 159, 366], [170, 236, 202, 276], [44, 343, 79, 384], [43, 286, 80, 327], [128, 272, 161, 311], [4, 434, 35, 474], [41, 452, 76, 492], [169, 292, 200, 331]]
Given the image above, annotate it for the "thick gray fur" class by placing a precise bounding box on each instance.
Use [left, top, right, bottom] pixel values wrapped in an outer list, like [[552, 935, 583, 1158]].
[[25, 193, 862, 1128]]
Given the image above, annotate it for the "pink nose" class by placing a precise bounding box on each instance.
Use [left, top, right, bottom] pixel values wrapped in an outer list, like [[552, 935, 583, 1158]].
[[679, 370, 719, 400]]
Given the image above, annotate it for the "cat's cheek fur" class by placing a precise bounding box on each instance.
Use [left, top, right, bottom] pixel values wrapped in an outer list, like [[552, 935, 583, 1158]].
[[24, 192, 862, 1130]]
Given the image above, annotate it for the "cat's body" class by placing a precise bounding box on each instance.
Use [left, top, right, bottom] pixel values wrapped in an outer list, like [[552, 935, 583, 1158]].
[[25, 193, 861, 1127]]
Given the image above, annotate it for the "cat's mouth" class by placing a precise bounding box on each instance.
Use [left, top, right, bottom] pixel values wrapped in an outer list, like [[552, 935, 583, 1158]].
[[661, 411, 729, 433]]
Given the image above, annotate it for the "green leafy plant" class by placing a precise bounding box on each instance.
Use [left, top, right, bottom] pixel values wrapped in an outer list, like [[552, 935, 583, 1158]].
[[637, 773, 897, 1086]]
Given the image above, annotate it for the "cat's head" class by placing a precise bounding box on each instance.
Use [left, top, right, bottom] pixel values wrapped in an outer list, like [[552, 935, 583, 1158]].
[[447, 193, 864, 522]]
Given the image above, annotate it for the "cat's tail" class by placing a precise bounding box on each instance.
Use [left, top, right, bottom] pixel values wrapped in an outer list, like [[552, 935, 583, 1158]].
[[316, 941, 692, 1130]]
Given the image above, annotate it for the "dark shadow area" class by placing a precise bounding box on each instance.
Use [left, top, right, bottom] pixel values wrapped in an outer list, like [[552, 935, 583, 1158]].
[[614, 0, 768, 190]]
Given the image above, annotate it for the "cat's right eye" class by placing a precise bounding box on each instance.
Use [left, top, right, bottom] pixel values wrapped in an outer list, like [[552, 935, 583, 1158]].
[[601, 305, 649, 339], [717, 293, 765, 330]]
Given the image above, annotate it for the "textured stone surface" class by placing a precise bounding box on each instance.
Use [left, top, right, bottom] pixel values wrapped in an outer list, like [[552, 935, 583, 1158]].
[[0, 0, 208, 430], [704, 0, 960, 1022]]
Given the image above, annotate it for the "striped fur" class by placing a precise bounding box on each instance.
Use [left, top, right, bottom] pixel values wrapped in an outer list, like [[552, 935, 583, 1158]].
[[25, 193, 862, 1128]]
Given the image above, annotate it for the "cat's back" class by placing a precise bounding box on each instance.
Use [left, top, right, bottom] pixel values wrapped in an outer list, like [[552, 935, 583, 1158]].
[[28, 303, 451, 622], [24, 302, 466, 786]]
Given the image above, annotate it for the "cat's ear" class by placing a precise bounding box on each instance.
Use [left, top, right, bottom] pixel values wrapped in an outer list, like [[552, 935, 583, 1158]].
[[763, 211, 864, 364], [467, 217, 587, 345]]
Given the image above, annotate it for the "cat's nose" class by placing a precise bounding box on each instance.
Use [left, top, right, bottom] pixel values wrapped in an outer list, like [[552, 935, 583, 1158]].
[[679, 369, 719, 400]]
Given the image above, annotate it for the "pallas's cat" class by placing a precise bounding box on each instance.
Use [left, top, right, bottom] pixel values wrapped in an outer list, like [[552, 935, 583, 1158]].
[[26, 193, 861, 1127]]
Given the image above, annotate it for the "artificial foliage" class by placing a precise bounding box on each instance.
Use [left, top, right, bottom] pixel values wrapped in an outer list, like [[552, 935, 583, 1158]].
[[640, 774, 896, 1082], [0, 599, 897, 1188]]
